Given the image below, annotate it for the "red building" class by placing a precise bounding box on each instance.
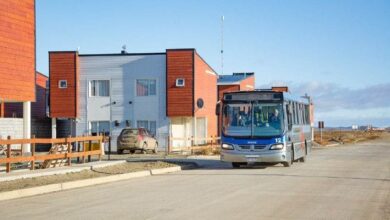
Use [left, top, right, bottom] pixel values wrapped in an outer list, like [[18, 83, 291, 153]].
[[0, 0, 36, 149], [3, 72, 48, 119], [217, 72, 255, 100]]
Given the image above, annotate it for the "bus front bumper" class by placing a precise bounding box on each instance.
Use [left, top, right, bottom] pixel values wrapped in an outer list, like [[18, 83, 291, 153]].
[[220, 150, 288, 163]]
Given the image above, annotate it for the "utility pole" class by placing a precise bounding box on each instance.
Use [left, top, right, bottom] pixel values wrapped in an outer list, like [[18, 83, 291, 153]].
[[221, 15, 224, 75]]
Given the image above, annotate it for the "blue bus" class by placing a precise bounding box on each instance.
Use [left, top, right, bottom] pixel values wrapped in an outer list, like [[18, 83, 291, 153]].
[[216, 89, 313, 168]]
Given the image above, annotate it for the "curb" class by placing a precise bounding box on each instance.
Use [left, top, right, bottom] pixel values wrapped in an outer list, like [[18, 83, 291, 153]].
[[0, 165, 181, 201], [0, 160, 127, 183], [325, 143, 340, 147], [150, 166, 181, 175]]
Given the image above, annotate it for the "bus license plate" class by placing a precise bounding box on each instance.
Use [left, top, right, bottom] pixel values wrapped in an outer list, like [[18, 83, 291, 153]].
[[246, 156, 259, 162]]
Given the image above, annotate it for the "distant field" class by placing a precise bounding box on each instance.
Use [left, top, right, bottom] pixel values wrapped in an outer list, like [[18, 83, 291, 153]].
[[314, 130, 385, 146]]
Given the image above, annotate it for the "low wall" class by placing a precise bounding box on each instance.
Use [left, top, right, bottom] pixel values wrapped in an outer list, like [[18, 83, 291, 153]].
[[0, 118, 52, 151], [0, 118, 23, 140]]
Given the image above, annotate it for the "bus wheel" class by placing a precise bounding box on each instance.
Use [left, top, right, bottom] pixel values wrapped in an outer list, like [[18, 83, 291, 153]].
[[232, 162, 245, 168], [283, 146, 294, 167], [299, 143, 307, 163]]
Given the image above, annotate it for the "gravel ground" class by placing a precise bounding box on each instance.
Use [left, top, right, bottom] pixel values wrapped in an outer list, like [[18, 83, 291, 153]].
[[0, 161, 185, 193]]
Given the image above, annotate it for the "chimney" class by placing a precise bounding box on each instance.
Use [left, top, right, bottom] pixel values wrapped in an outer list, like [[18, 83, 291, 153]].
[[121, 45, 127, 54]]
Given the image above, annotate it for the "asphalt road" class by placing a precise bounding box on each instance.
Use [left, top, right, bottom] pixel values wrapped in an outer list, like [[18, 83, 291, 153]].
[[1, 137, 389, 220]]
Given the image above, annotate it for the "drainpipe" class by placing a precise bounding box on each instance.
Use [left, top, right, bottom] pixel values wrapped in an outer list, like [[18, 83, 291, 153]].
[[23, 101, 31, 153]]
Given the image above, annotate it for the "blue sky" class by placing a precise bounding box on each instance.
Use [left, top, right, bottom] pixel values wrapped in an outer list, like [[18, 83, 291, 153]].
[[36, 0, 390, 127]]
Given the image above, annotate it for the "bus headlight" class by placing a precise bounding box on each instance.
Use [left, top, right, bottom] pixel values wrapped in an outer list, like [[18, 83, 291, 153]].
[[270, 143, 284, 150], [221, 143, 234, 150]]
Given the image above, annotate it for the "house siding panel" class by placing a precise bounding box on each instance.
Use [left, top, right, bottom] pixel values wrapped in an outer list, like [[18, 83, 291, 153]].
[[166, 50, 194, 117], [218, 84, 240, 101], [49, 52, 78, 118], [239, 76, 255, 91], [4, 72, 48, 118], [0, 0, 35, 102]]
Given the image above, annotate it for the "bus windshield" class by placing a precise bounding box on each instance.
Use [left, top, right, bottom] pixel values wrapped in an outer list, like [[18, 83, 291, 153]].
[[222, 102, 284, 137]]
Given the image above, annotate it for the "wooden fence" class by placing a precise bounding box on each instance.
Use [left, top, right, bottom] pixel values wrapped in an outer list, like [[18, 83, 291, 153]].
[[0, 136, 103, 173], [168, 136, 221, 153]]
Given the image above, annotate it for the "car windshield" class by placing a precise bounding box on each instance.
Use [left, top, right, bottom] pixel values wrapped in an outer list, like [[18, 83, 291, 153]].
[[122, 129, 139, 135], [222, 102, 284, 137]]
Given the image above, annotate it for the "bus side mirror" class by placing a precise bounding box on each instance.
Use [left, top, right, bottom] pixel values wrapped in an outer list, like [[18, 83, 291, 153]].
[[216, 102, 221, 116]]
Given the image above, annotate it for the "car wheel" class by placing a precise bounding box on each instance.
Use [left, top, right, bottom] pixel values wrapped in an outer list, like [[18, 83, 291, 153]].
[[117, 149, 124, 155], [130, 150, 135, 154], [232, 162, 245, 168], [152, 142, 158, 154], [142, 143, 147, 154], [299, 143, 307, 163]]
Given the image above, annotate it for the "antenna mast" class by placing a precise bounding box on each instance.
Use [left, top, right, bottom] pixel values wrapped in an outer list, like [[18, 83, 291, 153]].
[[221, 15, 224, 75]]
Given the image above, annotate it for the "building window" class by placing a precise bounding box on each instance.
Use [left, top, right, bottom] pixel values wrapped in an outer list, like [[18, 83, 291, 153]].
[[137, 120, 157, 136], [149, 121, 156, 136], [58, 80, 67, 88], [176, 78, 185, 87], [90, 121, 110, 136], [136, 79, 156, 96], [90, 80, 110, 97]]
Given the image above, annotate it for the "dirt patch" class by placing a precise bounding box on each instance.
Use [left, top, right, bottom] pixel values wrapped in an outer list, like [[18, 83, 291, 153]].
[[314, 130, 386, 146], [0, 161, 183, 193]]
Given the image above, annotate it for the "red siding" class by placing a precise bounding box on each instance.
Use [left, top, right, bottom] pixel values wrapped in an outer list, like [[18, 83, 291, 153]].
[[32, 72, 48, 118], [218, 85, 240, 101], [166, 49, 194, 117], [239, 76, 255, 91], [3, 72, 48, 118], [49, 52, 79, 118], [0, 0, 35, 102], [194, 52, 218, 137]]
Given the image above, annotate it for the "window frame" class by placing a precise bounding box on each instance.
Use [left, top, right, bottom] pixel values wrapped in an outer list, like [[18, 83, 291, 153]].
[[89, 121, 110, 136], [136, 120, 157, 136], [136, 79, 157, 97], [58, 80, 67, 89], [89, 80, 110, 97]]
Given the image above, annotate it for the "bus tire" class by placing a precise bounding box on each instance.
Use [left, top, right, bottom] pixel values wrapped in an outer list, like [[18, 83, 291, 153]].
[[283, 145, 294, 167], [232, 162, 245, 168], [299, 143, 307, 163]]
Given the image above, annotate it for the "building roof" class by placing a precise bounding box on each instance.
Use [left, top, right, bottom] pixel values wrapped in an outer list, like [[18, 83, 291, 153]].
[[217, 72, 254, 85]]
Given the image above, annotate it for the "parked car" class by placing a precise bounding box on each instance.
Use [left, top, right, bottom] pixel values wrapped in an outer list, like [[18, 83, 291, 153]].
[[117, 128, 158, 154]]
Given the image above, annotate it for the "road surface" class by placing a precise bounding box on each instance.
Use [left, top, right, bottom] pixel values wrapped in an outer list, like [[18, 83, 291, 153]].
[[1, 137, 389, 220]]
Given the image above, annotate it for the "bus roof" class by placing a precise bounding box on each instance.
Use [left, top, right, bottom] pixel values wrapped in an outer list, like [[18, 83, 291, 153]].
[[223, 90, 311, 104]]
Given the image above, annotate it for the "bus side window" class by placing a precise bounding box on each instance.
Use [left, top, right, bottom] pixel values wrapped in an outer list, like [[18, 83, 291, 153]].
[[306, 105, 310, 124], [292, 102, 297, 125], [299, 104, 304, 124], [287, 103, 293, 130]]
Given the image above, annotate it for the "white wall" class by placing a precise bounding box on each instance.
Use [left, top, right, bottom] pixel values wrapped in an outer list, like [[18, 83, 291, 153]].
[[0, 118, 23, 149], [76, 54, 169, 151], [0, 118, 23, 139]]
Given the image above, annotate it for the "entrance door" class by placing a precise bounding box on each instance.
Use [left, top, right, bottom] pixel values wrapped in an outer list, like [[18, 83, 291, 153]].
[[171, 118, 186, 148], [196, 117, 207, 145]]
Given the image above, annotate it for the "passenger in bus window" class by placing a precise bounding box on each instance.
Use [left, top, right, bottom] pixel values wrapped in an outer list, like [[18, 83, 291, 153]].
[[270, 109, 280, 123]]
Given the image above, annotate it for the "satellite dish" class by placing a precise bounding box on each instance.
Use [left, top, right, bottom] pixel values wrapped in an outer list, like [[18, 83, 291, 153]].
[[197, 98, 204, 109]]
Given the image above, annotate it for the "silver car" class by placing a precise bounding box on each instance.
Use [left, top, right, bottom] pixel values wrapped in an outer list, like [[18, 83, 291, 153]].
[[117, 128, 158, 154]]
